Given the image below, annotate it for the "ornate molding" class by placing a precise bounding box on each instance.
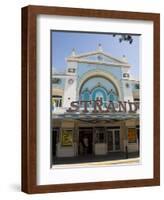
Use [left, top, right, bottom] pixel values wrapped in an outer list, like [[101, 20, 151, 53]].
[[78, 69, 123, 99]]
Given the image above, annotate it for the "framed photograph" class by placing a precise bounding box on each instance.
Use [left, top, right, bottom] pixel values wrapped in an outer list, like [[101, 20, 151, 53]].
[[21, 5, 160, 193]]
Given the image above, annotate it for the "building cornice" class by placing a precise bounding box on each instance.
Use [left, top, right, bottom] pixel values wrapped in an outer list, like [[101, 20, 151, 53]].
[[67, 58, 131, 68], [74, 51, 128, 64]]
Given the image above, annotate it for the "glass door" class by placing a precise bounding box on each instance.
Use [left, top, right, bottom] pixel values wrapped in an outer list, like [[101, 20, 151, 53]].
[[52, 128, 59, 157], [114, 130, 120, 150], [107, 130, 113, 151], [78, 128, 93, 155], [107, 129, 120, 151]]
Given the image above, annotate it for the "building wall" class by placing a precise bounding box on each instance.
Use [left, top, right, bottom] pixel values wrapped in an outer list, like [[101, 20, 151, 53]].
[[77, 63, 122, 81], [52, 49, 139, 109], [55, 120, 139, 157], [52, 49, 139, 157]]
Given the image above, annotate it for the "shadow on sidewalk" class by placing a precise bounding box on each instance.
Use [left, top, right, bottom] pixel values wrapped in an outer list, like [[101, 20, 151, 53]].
[[52, 151, 139, 165]]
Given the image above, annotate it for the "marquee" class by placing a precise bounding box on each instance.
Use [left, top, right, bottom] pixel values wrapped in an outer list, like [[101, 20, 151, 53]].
[[66, 99, 139, 114]]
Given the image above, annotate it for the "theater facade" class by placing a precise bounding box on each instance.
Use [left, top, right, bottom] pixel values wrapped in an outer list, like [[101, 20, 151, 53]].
[[52, 45, 140, 158]]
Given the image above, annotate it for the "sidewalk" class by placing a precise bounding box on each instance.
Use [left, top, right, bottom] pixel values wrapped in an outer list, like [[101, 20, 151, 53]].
[[52, 152, 140, 168], [52, 157, 140, 169]]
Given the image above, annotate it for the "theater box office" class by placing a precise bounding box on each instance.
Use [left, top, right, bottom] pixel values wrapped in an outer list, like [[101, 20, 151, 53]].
[[51, 33, 140, 165], [22, 6, 160, 193]]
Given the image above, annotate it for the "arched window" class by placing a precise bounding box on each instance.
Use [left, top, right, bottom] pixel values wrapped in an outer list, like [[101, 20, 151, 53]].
[[109, 91, 118, 102], [79, 76, 119, 104], [81, 90, 90, 101], [91, 87, 107, 106], [109, 93, 115, 101]]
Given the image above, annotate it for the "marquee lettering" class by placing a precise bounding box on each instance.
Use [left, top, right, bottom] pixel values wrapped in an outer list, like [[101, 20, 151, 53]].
[[66, 100, 139, 113]]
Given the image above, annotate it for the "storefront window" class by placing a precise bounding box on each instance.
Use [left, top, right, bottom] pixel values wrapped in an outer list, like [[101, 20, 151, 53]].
[[128, 128, 137, 143], [52, 95, 62, 108], [95, 128, 105, 143], [61, 129, 73, 146]]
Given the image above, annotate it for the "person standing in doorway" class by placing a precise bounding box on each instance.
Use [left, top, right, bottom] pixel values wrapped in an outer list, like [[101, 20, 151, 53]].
[[83, 136, 89, 155]]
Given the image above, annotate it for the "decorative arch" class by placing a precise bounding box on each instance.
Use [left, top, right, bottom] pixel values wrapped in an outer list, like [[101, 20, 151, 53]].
[[92, 87, 107, 101], [90, 84, 109, 95], [108, 90, 118, 101], [81, 89, 90, 101], [78, 69, 122, 99]]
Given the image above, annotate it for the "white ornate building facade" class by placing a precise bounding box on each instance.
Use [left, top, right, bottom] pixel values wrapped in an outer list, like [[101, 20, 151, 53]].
[[52, 45, 140, 158]]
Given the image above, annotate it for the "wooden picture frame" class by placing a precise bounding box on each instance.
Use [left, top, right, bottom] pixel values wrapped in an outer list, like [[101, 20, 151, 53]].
[[21, 5, 160, 194]]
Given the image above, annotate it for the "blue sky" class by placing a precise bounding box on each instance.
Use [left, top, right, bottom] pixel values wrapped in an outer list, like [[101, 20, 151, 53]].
[[51, 31, 140, 79]]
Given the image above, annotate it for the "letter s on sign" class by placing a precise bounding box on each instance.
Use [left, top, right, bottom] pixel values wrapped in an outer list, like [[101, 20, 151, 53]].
[[66, 101, 79, 112]]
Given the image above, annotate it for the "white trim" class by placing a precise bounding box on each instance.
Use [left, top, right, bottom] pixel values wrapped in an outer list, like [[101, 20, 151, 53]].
[[69, 50, 129, 64], [67, 58, 131, 67]]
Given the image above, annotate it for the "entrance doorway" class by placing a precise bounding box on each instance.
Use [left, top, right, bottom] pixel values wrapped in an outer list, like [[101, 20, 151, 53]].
[[79, 128, 93, 155], [107, 128, 120, 151], [52, 128, 59, 157]]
